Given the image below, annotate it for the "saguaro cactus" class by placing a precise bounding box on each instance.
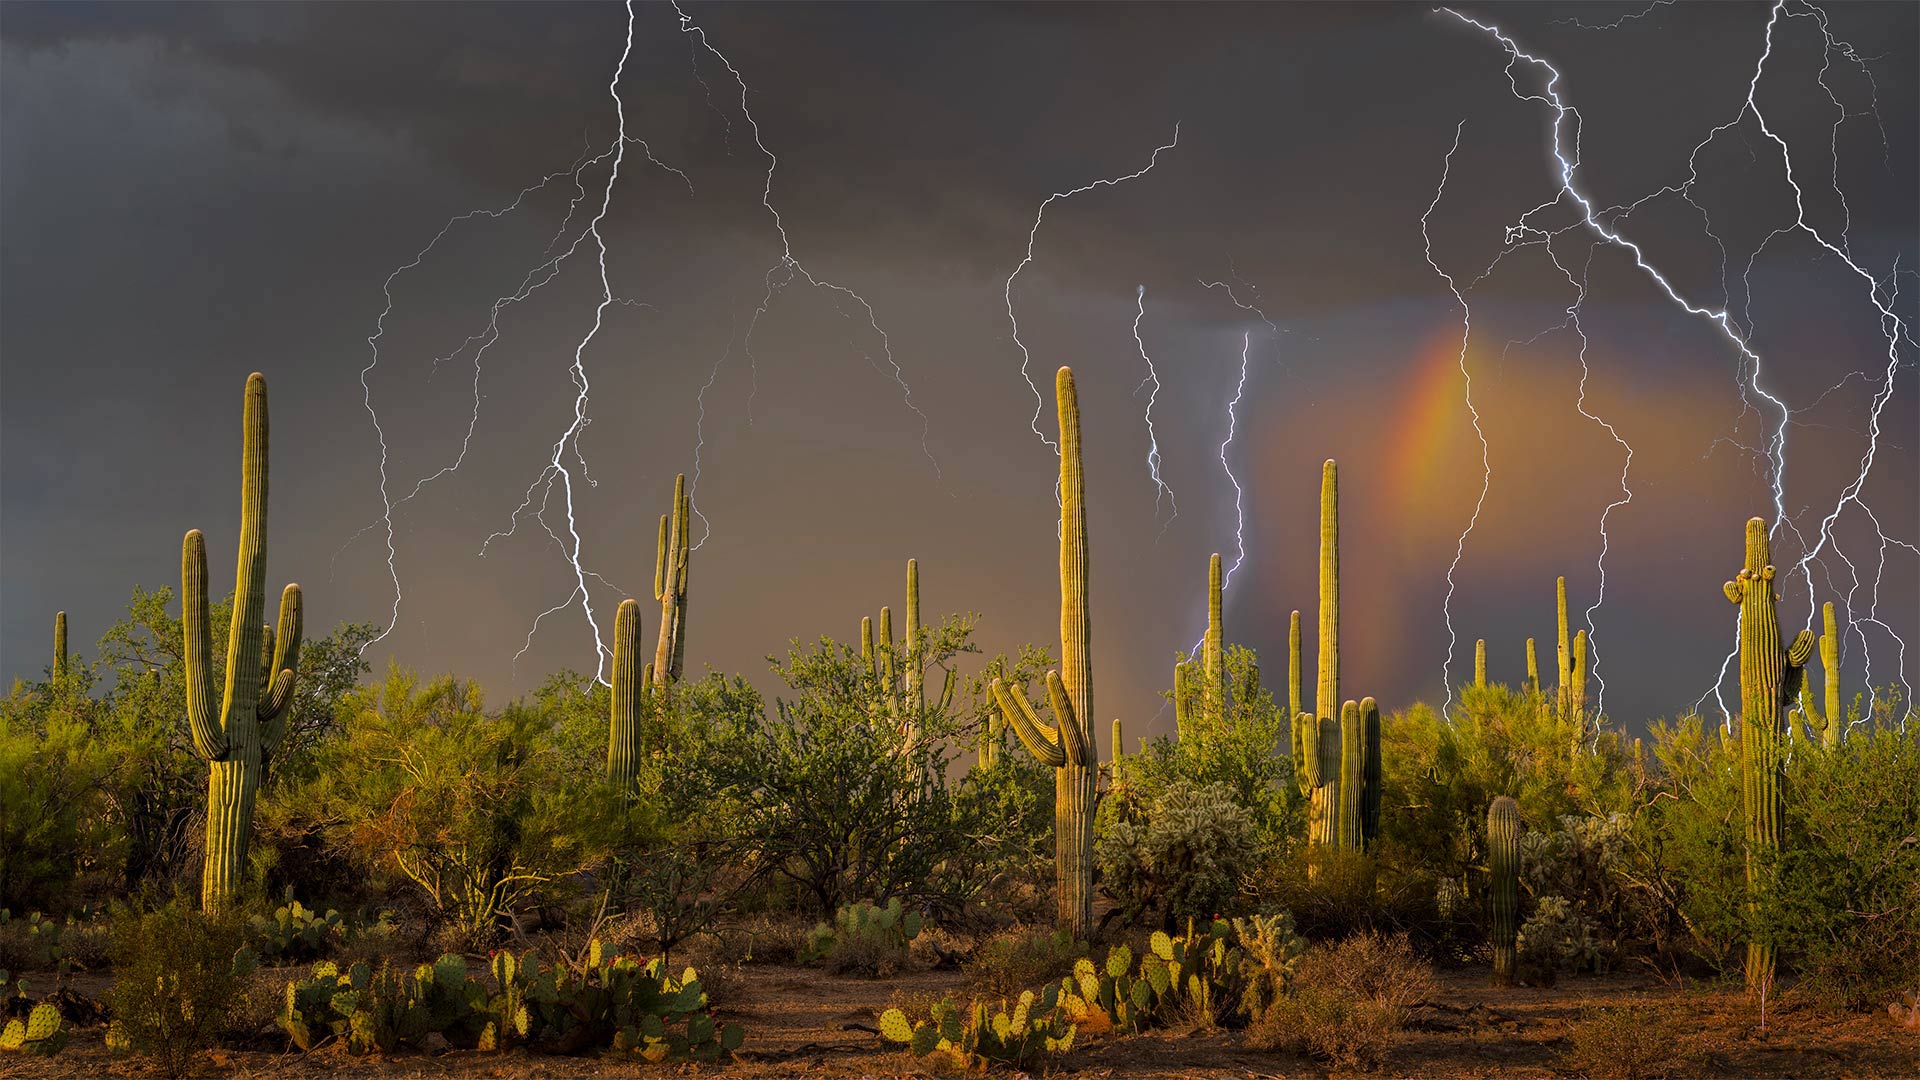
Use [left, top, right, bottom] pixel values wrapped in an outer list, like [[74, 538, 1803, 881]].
[[1524, 637, 1539, 694], [1569, 629, 1588, 718], [184, 373, 303, 911], [1204, 553, 1226, 724], [1726, 517, 1813, 996], [606, 599, 642, 791], [652, 474, 691, 692], [1361, 697, 1382, 847], [1309, 460, 1340, 846], [1555, 576, 1571, 714], [1111, 718, 1125, 760], [1336, 701, 1364, 849], [1474, 639, 1486, 689], [1488, 796, 1522, 985], [990, 366, 1097, 938], [1173, 660, 1193, 738], [893, 559, 955, 730], [1798, 602, 1844, 746], [53, 611, 67, 681]]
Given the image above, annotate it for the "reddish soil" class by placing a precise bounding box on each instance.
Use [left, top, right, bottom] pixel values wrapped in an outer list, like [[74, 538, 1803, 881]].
[[6, 964, 1917, 1078]]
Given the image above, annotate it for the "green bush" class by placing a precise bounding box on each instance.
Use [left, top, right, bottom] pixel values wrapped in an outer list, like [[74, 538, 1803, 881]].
[[104, 899, 253, 1078], [1243, 931, 1436, 1069]]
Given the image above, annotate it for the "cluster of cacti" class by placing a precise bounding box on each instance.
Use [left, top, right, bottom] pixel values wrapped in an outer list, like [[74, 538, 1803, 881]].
[[0, 1002, 65, 1056], [653, 473, 692, 693], [248, 898, 343, 961], [1290, 460, 1382, 855], [1057, 921, 1238, 1034], [1793, 601, 1844, 746], [280, 942, 740, 1060], [800, 897, 924, 967], [182, 373, 304, 911], [879, 988, 1077, 1067], [1725, 516, 1814, 996], [1553, 577, 1590, 721], [989, 366, 1098, 938], [864, 560, 958, 736], [1488, 795, 1522, 986]]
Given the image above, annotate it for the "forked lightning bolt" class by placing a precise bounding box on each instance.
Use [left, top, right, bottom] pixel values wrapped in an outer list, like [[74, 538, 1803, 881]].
[[673, 0, 939, 553], [1130, 285, 1177, 529], [1442, 1, 1913, 725], [1007, 126, 1180, 453]]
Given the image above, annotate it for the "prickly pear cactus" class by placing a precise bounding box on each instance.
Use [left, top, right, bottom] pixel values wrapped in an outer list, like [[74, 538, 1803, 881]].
[[0, 1002, 66, 1056]]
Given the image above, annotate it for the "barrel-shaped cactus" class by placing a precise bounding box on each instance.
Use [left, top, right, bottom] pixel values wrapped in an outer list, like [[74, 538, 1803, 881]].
[[989, 367, 1097, 938], [184, 373, 303, 911], [1488, 796, 1522, 985], [1726, 516, 1814, 995], [652, 474, 692, 692], [606, 599, 643, 791]]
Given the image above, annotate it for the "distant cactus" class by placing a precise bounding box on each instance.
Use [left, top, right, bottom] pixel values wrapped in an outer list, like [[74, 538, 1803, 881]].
[[1204, 553, 1226, 724], [888, 559, 955, 736], [183, 373, 304, 911], [1336, 701, 1364, 850], [1797, 601, 1844, 746], [1173, 659, 1193, 738], [1525, 637, 1539, 694], [1489, 796, 1522, 986], [606, 598, 642, 791], [1556, 576, 1572, 715], [1288, 611, 1308, 797], [652, 474, 691, 693], [1569, 629, 1588, 719], [989, 367, 1097, 937], [1726, 516, 1813, 996], [1474, 638, 1486, 689], [1111, 717, 1125, 760], [1308, 460, 1340, 847], [1361, 697, 1382, 847], [53, 611, 67, 682]]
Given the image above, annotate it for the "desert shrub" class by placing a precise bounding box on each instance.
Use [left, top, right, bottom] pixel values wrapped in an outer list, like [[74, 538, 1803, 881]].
[[1515, 895, 1603, 985], [104, 898, 251, 1077], [1244, 930, 1436, 1069], [1097, 780, 1258, 925], [1249, 845, 1447, 943], [1561, 1003, 1707, 1079], [1626, 713, 1749, 970], [0, 697, 119, 913], [942, 732, 1056, 923], [1772, 713, 1920, 1007], [967, 925, 1080, 998], [802, 897, 924, 977]]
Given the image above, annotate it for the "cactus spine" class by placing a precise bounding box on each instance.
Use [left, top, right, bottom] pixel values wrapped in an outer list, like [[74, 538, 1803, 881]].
[[989, 367, 1096, 938], [53, 611, 67, 681], [184, 373, 303, 911], [1474, 639, 1486, 689], [1726, 516, 1813, 995], [652, 474, 691, 692], [606, 599, 642, 791], [1488, 796, 1521, 985], [1204, 553, 1225, 724]]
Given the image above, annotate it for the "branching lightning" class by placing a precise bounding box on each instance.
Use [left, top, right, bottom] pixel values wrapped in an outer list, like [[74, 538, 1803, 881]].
[[1424, 121, 1491, 715], [1006, 126, 1180, 453], [673, 0, 939, 552], [1130, 285, 1177, 530]]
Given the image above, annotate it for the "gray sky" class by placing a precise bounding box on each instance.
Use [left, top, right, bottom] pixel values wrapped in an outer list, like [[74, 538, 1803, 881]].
[[4, 1, 1915, 734]]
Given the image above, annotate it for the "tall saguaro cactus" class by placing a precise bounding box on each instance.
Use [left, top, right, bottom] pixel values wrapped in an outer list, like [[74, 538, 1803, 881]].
[[1725, 516, 1814, 995], [1474, 639, 1486, 689], [183, 373, 303, 911], [1555, 576, 1571, 714], [652, 474, 692, 693], [1524, 638, 1539, 694], [1307, 460, 1340, 845], [990, 366, 1097, 938], [1797, 602, 1844, 746], [606, 599, 642, 791], [1203, 553, 1226, 724], [891, 559, 954, 732], [1569, 629, 1588, 718], [1488, 796, 1522, 985], [53, 611, 68, 681]]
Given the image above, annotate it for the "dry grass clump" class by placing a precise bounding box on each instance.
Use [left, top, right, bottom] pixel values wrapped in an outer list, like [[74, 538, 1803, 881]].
[[964, 925, 1079, 999], [1561, 1003, 1711, 1079], [1245, 930, 1437, 1070]]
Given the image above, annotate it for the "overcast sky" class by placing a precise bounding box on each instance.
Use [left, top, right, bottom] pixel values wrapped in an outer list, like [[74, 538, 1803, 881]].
[[3, 1, 1915, 735]]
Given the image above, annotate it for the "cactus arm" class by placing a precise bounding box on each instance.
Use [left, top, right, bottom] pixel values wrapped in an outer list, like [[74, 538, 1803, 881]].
[[182, 529, 229, 762], [879, 606, 898, 716], [653, 514, 669, 601], [1820, 601, 1840, 736], [991, 677, 1065, 767], [1056, 366, 1093, 762], [257, 583, 304, 726], [1336, 700, 1363, 849], [1568, 629, 1588, 718], [938, 668, 957, 713], [1786, 628, 1815, 668], [669, 478, 690, 681], [1555, 576, 1571, 717], [642, 662, 653, 701], [1287, 610, 1302, 724], [1173, 660, 1191, 737], [1046, 670, 1088, 767]]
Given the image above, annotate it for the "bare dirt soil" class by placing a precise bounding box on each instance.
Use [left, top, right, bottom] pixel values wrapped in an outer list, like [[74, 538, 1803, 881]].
[[7, 964, 1917, 1079]]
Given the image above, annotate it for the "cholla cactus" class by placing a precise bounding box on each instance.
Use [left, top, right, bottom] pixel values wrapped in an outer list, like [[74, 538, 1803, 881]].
[[1725, 516, 1814, 996], [183, 373, 304, 911], [1489, 796, 1522, 986], [989, 367, 1097, 938]]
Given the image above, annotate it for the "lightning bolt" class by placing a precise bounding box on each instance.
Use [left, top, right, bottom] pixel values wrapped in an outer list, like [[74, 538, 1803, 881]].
[[1441, 2, 1913, 725], [1130, 285, 1177, 529], [1424, 121, 1491, 715], [673, 0, 939, 551], [1187, 329, 1255, 661], [1006, 125, 1180, 453]]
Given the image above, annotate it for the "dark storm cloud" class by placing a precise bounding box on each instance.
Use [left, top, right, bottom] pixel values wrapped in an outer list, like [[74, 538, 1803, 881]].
[[3, 1, 1914, 733]]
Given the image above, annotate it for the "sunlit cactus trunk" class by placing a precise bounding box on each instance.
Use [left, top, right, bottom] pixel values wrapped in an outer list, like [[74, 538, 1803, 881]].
[[53, 611, 67, 681], [1361, 696, 1381, 847], [1524, 637, 1539, 694], [1173, 660, 1192, 738], [1798, 602, 1843, 745], [652, 474, 691, 697], [1203, 553, 1225, 724], [184, 373, 303, 911], [1488, 796, 1521, 985], [1336, 701, 1363, 849], [1474, 638, 1486, 689], [1111, 717, 1124, 760], [1725, 516, 1814, 996], [990, 367, 1097, 938], [905, 559, 922, 734], [1555, 576, 1571, 717], [606, 599, 642, 791], [1309, 460, 1340, 850]]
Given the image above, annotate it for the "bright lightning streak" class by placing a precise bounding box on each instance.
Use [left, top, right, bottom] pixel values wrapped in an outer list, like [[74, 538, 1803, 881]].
[[1006, 126, 1180, 453], [1130, 285, 1177, 529], [1187, 330, 1255, 661], [1443, 2, 1913, 724], [673, 0, 940, 549], [1424, 120, 1490, 715]]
